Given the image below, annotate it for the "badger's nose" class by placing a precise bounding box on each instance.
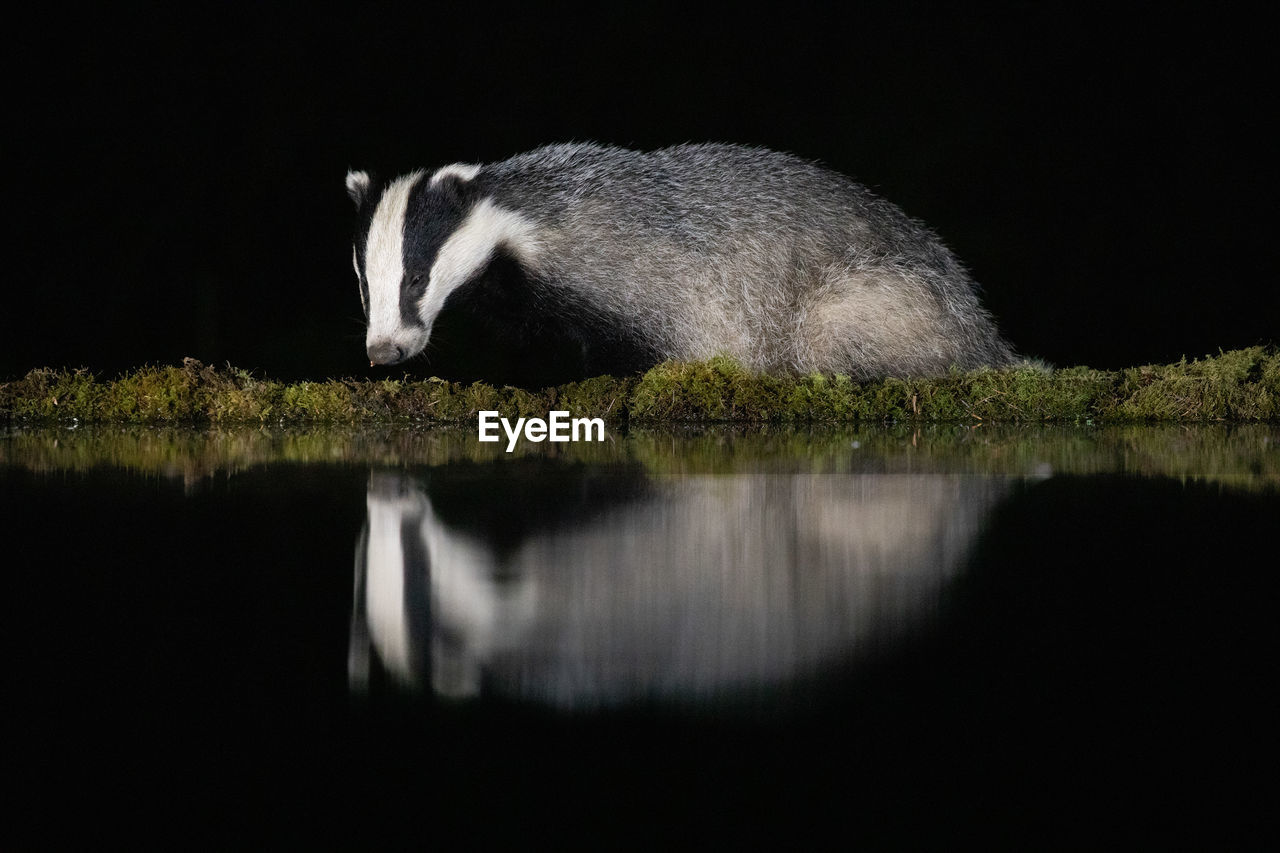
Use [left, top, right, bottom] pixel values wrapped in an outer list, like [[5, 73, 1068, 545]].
[[367, 341, 405, 365]]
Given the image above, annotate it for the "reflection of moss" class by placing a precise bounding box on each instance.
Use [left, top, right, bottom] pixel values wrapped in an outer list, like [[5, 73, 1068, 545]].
[[3, 424, 1277, 492], [2, 348, 1277, 424]]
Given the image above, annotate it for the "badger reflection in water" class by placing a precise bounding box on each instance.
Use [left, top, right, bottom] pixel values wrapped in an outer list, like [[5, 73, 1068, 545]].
[[349, 460, 1008, 709]]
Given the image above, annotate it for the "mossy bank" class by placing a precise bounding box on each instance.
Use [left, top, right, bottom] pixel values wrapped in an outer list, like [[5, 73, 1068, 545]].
[[2, 347, 1277, 424]]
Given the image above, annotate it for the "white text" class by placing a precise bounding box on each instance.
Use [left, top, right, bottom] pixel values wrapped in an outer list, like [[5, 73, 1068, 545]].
[[478, 410, 606, 452]]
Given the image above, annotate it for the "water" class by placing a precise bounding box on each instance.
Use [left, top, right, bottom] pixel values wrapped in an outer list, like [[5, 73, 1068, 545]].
[[3, 424, 1276, 844]]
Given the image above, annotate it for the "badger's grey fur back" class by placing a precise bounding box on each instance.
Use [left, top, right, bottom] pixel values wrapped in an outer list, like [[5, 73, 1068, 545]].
[[347, 143, 1015, 381]]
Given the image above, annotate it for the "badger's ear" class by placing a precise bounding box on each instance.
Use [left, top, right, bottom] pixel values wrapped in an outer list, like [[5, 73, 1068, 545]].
[[346, 170, 371, 209], [429, 164, 481, 207]]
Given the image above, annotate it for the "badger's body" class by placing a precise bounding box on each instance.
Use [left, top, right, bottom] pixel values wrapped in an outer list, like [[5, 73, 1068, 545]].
[[346, 143, 1015, 382]]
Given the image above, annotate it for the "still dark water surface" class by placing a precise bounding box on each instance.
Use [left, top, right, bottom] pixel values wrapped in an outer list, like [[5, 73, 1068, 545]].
[[4, 425, 1275, 845]]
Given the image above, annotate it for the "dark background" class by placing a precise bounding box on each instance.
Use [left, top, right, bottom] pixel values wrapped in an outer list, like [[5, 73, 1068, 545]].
[[6, 5, 1275, 382]]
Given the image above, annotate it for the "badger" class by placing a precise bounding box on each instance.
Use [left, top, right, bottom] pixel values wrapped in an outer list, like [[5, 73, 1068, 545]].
[[345, 143, 1016, 383]]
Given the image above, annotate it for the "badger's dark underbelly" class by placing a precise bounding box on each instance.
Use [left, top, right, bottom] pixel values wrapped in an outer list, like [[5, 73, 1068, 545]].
[[436, 249, 658, 387]]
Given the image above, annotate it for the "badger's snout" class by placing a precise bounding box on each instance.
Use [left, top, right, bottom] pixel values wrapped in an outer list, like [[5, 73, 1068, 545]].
[[368, 340, 406, 366]]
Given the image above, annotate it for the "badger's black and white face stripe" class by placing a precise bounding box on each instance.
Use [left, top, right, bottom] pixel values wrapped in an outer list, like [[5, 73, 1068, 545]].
[[346, 164, 540, 366]]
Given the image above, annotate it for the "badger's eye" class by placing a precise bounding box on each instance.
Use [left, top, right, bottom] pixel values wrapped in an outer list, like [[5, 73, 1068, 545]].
[[409, 273, 426, 292]]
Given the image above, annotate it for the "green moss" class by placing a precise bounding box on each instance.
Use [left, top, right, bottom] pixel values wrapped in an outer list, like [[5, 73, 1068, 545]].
[[631, 356, 745, 420], [2, 347, 1277, 424], [1112, 347, 1278, 421], [555, 375, 636, 419]]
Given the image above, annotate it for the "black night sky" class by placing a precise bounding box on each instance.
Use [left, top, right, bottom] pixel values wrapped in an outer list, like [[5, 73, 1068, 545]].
[[6, 5, 1275, 382]]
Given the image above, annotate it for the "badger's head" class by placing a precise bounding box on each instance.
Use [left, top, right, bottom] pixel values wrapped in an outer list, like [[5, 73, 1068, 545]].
[[346, 164, 538, 367]]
